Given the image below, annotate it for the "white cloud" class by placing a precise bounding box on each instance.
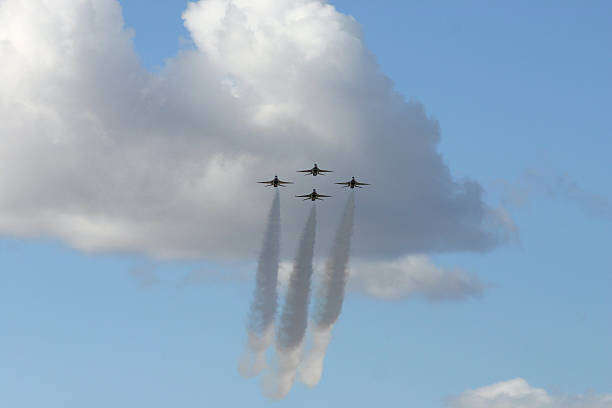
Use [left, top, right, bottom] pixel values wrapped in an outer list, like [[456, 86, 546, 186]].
[[0, 0, 511, 272], [448, 378, 612, 408], [348, 255, 484, 301]]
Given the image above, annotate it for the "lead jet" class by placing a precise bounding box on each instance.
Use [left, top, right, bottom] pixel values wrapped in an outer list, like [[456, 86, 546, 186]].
[[296, 189, 332, 201], [336, 177, 370, 189], [258, 175, 293, 187], [297, 163, 333, 176]]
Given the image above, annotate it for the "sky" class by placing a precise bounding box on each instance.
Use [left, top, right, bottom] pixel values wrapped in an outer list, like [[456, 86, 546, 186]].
[[0, 0, 611, 407]]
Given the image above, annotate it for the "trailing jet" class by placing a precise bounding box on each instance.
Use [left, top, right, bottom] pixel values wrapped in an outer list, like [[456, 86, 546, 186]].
[[258, 175, 293, 187], [297, 163, 333, 176], [296, 189, 331, 201], [335, 177, 370, 189]]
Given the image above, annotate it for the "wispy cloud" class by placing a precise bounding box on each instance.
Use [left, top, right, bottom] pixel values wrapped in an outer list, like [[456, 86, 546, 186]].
[[349, 255, 485, 301], [497, 168, 610, 218], [128, 263, 159, 288]]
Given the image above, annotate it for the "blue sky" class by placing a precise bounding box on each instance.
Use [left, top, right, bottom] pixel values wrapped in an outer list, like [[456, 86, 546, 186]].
[[1, 1, 611, 407]]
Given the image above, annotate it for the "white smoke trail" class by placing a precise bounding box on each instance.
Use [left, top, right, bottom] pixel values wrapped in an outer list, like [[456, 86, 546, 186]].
[[300, 192, 355, 386], [298, 325, 333, 387], [239, 190, 280, 378], [264, 205, 317, 399]]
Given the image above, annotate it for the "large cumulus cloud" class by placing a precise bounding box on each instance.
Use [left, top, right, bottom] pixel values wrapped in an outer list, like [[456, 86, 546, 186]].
[[0, 0, 510, 284]]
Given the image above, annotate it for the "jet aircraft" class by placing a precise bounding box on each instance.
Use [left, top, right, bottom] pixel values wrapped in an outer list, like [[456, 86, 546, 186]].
[[258, 175, 293, 187], [296, 189, 332, 201], [335, 177, 370, 189], [297, 163, 333, 176]]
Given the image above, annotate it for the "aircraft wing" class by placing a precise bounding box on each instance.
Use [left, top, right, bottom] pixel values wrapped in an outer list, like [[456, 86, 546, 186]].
[[355, 182, 370, 185], [335, 182, 350, 186], [318, 169, 333, 173], [317, 194, 331, 198], [257, 180, 273, 184], [278, 180, 293, 184], [295, 194, 311, 198], [297, 170, 312, 173]]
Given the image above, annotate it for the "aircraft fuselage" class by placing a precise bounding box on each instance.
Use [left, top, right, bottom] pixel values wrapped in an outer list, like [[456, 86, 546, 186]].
[[295, 188, 331, 201]]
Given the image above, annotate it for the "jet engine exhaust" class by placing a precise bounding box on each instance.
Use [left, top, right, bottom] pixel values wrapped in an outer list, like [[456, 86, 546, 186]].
[[239, 190, 281, 378], [300, 191, 355, 387], [264, 204, 317, 399]]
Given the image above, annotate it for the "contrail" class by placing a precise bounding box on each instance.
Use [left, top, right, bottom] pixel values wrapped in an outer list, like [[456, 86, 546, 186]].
[[264, 204, 317, 399], [239, 190, 280, 378], [300, 192, 355, 387]]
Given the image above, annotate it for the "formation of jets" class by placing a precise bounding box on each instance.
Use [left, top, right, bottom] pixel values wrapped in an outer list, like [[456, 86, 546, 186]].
[[257, 163, 370, 201]]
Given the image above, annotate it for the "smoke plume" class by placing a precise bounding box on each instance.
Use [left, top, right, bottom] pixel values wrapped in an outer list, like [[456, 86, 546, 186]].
[[264, 205, 317, 399], [300, 192, 355, 386], [239, 190, 280, 377]]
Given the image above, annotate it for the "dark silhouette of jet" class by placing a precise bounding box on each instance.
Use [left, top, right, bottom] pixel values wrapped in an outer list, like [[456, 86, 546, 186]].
[[258, 175, 293, 187], [297, 163, 333, 176], [296, 189, 332, 201], [336, 177, 370, 189]]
